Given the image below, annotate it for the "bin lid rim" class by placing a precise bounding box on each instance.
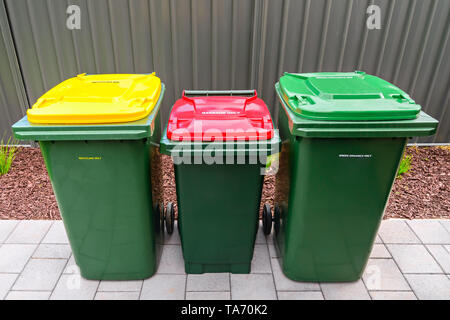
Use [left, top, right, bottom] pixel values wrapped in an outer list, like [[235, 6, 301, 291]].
[[26, 73, 162, 124], [279, 71, 422, 121], [275, 82, 438, 138], [167, 90, 275, 142]]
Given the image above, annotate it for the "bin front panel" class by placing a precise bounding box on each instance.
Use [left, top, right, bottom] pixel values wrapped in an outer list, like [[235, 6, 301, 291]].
[[274, 131, 406, 281], [174, 160, 263, 274], [40, 139, 163, 280]]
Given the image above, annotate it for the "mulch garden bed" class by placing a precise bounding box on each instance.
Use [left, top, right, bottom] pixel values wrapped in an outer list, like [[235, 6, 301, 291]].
[[385, 146, 449, 219], [0, 146, 448, 220]]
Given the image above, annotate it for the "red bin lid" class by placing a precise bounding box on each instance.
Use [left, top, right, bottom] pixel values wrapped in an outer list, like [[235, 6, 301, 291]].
[[167, 90, 274, 141]]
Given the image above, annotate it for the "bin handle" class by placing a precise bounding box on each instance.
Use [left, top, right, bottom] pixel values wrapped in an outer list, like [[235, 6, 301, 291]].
[[183, 89, 256, 96], [182, 90, 197, 111], [130, 97, 151, 107], [390, 93, 416, 104], [242, 90, 258, 112], [182, 90, 257, 113], [288, 94, 315, 110]]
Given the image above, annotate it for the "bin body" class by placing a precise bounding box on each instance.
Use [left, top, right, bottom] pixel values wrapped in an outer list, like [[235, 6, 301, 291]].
[[175, 160, 263, 273], [160, 90, 280, 273], [13, 74, 165, 280], [274, 72, 438, 282]]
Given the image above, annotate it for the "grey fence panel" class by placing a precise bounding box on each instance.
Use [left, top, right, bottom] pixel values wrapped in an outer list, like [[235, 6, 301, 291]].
[[1, 0, 449, 142], [0, 0, 28, 141]]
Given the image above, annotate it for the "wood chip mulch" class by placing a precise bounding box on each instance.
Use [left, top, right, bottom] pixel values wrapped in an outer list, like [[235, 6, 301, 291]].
[[0, 147, 59, 219], [385, 146, 449, 219], [0, 146, 448, 220]]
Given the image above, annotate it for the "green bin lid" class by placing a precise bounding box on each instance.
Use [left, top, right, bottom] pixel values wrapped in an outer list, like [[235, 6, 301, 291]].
[[279, 71, 421, 121]]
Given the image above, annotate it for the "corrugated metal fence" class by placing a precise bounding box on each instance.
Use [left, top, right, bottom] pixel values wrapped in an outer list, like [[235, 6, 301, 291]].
[[0, 0, 449, 142]]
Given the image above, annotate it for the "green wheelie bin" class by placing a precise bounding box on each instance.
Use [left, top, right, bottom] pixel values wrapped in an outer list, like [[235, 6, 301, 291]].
[[268, 71, 438, 282], [12, 73, 166, 280], [160, 90, 280, 274]]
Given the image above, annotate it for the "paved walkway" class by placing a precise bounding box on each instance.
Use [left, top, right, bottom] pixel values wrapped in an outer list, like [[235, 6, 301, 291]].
[[0, 219, 449, 300]]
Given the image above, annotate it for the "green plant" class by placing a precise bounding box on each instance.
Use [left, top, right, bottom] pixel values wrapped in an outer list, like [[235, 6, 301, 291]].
[[0, 136, 19, 176], [397, 153, 412, 178]]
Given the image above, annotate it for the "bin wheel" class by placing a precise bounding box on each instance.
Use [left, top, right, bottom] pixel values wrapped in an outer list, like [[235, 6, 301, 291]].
[[274, 204, 281, 235], [154, 203, 163, 233], [165, 202, 175, 235], [262, 204, 272, 235]]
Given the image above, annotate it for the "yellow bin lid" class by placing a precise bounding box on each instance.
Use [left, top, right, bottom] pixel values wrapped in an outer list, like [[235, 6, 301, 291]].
[[27, 73, 162, 124]]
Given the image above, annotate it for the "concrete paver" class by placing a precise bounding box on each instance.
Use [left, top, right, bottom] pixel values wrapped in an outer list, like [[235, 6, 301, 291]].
[[404, 274, 450, 300], [387, 244, 443, 273], [320, 280, 371, 300]]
